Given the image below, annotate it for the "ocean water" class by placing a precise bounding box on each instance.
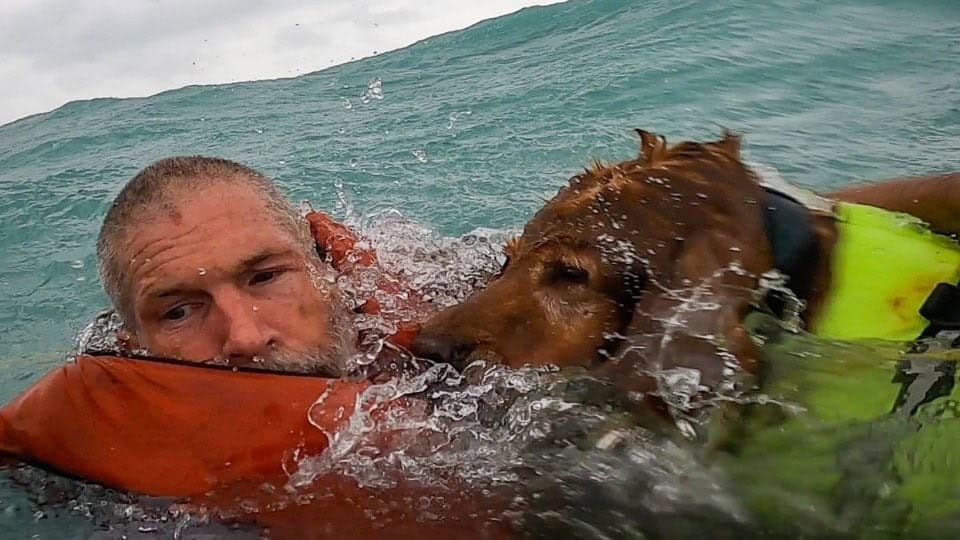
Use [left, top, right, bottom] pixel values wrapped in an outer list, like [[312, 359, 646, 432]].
[[1, 0, 959, 537]]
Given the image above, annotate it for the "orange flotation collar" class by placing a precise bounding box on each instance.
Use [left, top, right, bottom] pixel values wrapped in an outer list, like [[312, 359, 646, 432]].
[[0, 212, 424, 497], [0, 353, 369, 496]]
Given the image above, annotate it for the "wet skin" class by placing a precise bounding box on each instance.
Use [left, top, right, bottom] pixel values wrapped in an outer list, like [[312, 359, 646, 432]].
[[120, 182, 343, 368]]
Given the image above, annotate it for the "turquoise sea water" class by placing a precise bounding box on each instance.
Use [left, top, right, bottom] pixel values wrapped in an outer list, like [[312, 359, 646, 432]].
[[1, 0, 959, 536]]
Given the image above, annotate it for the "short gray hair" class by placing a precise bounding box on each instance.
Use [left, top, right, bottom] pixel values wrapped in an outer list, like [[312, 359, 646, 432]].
[[96, 156, 312, 323]]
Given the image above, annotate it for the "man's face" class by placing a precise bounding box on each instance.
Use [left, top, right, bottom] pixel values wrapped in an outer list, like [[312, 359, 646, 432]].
[[120, 182, 351, 371]]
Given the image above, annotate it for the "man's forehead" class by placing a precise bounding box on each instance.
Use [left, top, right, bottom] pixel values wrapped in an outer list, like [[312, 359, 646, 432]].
[[143, 181, 287, 232], [168, 181, 272, 216], [122, 183, 303, 276]]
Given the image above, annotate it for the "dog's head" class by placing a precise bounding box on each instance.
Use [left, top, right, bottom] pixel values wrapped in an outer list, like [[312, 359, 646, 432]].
[[413, 131, 772, 376]]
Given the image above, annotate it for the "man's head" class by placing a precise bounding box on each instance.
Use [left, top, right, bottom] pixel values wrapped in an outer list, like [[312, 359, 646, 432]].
[[97, 156, 354, 373]]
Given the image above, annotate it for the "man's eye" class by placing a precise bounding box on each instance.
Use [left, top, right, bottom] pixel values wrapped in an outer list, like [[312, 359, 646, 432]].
[[162, 305, 190, 321], [250, 270, 280, 286]]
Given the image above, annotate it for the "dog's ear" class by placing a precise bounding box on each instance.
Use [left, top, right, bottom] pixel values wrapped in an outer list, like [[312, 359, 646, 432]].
[[716, 130, 742, 158], [635, 129, 668, 165], [618, 228, 768, 385], [504, 237, 523, 259]]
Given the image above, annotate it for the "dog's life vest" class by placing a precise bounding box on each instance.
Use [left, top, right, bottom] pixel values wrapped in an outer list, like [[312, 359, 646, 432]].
[[717, 313, 960, 536], [0, 212, 419, 497], [762, 190, 960, 341], [814, 202, 960, 340]]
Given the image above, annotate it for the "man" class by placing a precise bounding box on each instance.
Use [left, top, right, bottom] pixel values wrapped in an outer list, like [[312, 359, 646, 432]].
[[0, 156, 422, 499], [95, 156, 357, 374]]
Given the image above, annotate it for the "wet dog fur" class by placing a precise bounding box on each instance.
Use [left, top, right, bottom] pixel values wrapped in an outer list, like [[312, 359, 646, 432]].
[[412, 130, 841, 389]]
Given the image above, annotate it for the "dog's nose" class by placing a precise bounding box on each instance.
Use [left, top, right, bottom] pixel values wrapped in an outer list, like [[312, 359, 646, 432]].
[[410, 331, 477, 369]]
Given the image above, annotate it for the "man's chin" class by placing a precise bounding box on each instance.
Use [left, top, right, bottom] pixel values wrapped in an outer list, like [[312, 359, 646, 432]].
[[231, 338, 357, 377], [240, 299, 362, 377], [244, 351, 346, 377], [213, 322, 359, 377]]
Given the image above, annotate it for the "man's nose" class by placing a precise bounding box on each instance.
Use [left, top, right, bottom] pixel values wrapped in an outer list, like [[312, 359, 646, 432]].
[[218, 295, 277, 361]]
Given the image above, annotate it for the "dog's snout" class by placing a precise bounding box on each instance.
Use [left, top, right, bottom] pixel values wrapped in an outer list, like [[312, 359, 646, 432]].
[[410, 331, 477, 368]]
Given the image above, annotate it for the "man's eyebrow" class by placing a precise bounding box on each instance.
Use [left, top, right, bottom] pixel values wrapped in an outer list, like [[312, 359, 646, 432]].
[[237, 249, 296, 270], [155, 287, 191, 299], [136, 282, 193, 302]]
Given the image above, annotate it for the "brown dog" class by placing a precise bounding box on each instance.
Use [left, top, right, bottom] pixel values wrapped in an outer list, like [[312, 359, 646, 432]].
[[411, 130, 960, 388]]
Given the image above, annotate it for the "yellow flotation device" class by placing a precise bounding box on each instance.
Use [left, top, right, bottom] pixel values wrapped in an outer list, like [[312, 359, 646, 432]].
[[812, 203, 960, 341]]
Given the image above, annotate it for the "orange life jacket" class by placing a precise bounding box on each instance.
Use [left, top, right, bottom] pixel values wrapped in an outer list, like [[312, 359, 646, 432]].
[[0, 356, 517, 538], [0, 354, 368, 496]]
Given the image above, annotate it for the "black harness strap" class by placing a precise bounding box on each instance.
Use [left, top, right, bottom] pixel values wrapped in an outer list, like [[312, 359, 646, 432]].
[[918, 283, 960, 340], [760, 188, 821, 317]]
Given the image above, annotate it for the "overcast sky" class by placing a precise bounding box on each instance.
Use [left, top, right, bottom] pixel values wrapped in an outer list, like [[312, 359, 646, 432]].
[[0, 0, 563, 126]]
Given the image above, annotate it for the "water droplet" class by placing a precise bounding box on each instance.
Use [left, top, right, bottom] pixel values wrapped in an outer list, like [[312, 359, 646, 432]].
[[349, 158, 358, 168], [252, 305, 260, 312], [447, 110, 472, 130], [299, 200, 314, 216], [360, 77, 384, 103], [412, 149, 427, 163], [197, 267, 207, 276], [342, 97, 353, 109]]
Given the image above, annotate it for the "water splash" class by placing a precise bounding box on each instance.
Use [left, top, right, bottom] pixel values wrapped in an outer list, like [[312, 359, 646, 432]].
[[360, 77, 384, 104], [75, 310, 124, 354], [322, 207, 509, 350], [446, 110, 472, 131]]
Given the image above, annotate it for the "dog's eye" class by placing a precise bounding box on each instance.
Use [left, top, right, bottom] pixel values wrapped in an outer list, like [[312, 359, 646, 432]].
[[548, 262, 590, 285]]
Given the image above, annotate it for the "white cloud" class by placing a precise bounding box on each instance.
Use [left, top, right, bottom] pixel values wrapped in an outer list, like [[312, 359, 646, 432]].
[[0, 0, 564, 126]]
